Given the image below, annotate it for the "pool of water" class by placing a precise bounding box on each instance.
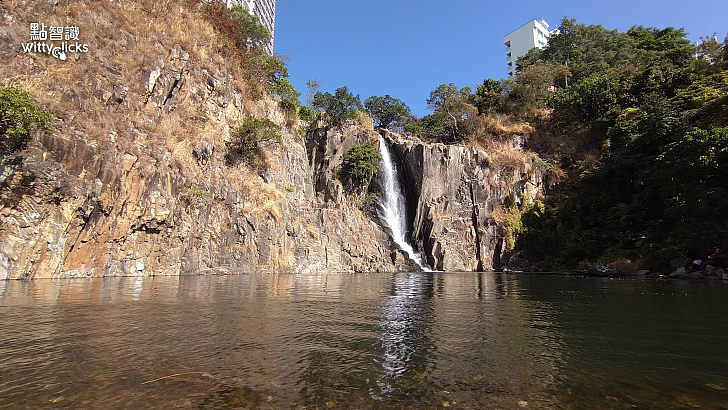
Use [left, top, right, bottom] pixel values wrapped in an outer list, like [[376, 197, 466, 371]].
[[1, 273, 727, 408]]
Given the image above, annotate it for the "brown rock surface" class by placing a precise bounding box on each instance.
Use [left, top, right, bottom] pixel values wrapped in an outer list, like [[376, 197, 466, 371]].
[[0, 0, 543, 278], [383, 130, 543, 271], [0, 0, 406, 278]]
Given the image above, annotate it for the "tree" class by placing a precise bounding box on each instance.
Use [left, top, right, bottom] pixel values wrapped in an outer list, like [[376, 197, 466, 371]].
[[425, 83, 473, 142], [698, 34, 724, 62], [230, 5, 271, 54], [270, 77, 300, 113], [627, 26, 695, 67], [655, 127, 728, 255], [0, 87, 51, 156], [473, 78, 503, 114], [363, 95, 412, 128], [306, 79, 320, 106], [547, 72, 619, 124], [501, 61, 570, 116], [225, 117, 281, 168], [312, 86, 363, 124]]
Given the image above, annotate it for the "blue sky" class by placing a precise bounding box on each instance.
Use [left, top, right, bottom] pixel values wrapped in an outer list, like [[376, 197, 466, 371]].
[[275, 0, 727, 117]]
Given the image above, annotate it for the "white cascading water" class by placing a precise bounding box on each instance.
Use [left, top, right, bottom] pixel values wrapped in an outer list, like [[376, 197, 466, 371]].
[[377, 136, 432, 272]]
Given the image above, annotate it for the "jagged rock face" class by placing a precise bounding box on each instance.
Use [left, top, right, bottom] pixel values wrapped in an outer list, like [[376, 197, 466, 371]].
[[0, 0, 542, 278], [0, 0, 408, 278], [383, 131, 543, 272]]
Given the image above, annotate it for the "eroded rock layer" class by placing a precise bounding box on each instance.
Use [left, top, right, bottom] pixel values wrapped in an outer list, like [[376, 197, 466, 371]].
[[0, 0, 543, 278]]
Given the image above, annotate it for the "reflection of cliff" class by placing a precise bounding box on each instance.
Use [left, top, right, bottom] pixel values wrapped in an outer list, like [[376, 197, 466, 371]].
[[370, 272, 566, 405], [0, 273, 570, 407], [426, 273, 565, 404]]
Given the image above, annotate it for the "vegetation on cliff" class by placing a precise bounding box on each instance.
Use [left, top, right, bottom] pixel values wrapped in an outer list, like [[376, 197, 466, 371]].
[[0, 87, 51, 156], [510, 21, 728, 272], [354, 18, 726, 273], [225, 117, 282, 169], [363, 95, 412, 129], [311, 86, 365, 125], [339, 142, 381, 193]]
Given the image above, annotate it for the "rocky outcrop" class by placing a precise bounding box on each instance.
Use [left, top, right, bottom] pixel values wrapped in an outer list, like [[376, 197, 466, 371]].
[[0, 0, 542, 278], [0, 116, 409, 279], [0, 0, 408, 278], [383, 130, 543, 272]]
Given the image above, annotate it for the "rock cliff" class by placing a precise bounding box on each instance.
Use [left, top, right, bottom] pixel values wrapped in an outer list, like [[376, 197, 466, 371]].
[[0, 0, 409, 279], [0, 0, 543, 278], [383, 130, 543, 272]]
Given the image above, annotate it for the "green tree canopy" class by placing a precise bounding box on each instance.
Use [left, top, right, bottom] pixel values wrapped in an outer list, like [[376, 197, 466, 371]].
[[230, 5, 271, 54], [363, 95, 412, 128], [531, 18, 694, 83], [423, 83, 474, 142], [270, 76, 300, 113], [472, 79, 503, 115], [312, 87, 363, 125]]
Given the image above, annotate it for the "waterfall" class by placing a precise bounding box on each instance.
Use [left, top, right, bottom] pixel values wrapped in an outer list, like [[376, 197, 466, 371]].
[[377, 136, 432, 272]]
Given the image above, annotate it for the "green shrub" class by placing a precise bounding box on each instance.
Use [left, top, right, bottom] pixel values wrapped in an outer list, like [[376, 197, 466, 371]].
[[547, 73, 619, 123], [473, 78, 504, 115], [197, 2, 289, 99], [229, 5, 271, 54], [270, 76, 300, 114], [0, 87, 51, 156], [298, 106, 317, 122], [340, 142, 382, 192], [225, 117, 282, 169], [198, 2, 269, 55]]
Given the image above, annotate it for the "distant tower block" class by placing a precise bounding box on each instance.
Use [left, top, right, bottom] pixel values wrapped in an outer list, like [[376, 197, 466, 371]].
[[503, 19, 554, 76]]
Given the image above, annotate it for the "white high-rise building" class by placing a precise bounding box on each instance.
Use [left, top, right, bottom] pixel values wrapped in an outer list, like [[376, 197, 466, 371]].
[[226, 0, 276, 55], [503, 19, 552, 77]]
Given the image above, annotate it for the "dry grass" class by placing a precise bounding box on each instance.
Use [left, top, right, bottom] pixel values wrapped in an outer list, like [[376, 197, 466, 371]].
[[468, 113, 534, 140], [478, 140, 539, 172], [3, 0, 250, 153], [488, 205, 509, 227], [353, 110, 374, 130], [460, 113, 541, 173], [241, 174, 283, 221], [1, 0, 298, 225], [305, 224, 320, 240], [269, 245, 294, 270]]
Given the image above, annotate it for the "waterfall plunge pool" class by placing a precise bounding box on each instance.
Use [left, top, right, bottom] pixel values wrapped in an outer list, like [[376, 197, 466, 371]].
[[1, 272, 728, 408]]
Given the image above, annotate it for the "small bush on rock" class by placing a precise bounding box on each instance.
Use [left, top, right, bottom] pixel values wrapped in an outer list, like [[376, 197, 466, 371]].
[[225, 117, 282, 169], [339, 142, 381, 192], [0, 87, 51, 156]]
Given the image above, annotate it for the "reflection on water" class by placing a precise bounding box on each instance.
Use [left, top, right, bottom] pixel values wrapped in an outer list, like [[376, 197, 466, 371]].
[[1, 273, 728, 408]]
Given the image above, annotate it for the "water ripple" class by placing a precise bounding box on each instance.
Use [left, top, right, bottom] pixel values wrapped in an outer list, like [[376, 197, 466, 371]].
[[0, 273, 727, 408]]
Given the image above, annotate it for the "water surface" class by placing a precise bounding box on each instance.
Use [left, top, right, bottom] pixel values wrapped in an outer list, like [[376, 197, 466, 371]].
[[1, 273, 727, 408]]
